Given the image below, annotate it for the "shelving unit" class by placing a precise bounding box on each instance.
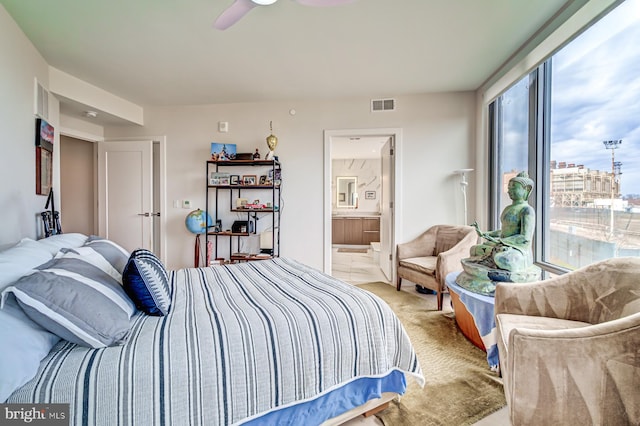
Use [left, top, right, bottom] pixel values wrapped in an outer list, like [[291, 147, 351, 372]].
[[205, 160, 281, 264]]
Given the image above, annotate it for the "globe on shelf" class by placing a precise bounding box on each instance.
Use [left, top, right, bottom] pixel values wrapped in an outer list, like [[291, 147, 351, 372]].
[[185, 209, 212, 235], [185, 209, 213, 268]]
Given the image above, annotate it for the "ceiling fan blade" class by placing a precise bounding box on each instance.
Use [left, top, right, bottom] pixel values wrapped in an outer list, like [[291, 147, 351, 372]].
[[214, 0, 258, 30], [295, 0, 357, 6]]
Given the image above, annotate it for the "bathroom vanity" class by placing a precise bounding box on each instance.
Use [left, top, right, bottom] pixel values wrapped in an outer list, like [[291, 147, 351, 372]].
[[332, 214, 380, 245]]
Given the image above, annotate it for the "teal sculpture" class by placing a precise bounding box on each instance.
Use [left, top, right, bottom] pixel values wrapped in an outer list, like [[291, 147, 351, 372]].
[[456, 171, 541, 295]]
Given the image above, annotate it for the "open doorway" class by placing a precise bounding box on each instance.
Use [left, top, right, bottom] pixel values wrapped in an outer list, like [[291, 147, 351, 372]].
[[323, 128, 402, 283], [59, 134, 166, 261], [60, 135, 96, 236]]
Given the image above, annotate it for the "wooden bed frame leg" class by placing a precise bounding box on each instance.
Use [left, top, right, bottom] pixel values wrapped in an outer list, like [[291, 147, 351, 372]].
[[362, 401, 390, 417]]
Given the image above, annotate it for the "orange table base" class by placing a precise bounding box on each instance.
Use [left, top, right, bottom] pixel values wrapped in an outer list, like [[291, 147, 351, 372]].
[[448, 287, 486, 351]]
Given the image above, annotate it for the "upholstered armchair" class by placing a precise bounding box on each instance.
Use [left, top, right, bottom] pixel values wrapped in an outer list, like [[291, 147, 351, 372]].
[[495, 257, 640, 425], [396, 224, 476, 310]]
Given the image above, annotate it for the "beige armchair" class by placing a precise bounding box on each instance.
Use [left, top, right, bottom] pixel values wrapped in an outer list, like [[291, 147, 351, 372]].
[[396, 224, 476, 310], [495, 257, 640, 425]]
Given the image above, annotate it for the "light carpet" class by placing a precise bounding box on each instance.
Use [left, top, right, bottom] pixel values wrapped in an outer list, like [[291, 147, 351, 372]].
[[357, 282, 506, 426]]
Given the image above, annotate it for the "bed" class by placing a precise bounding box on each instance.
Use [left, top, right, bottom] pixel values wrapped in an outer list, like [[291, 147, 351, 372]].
[[0, 234, 424, 425]]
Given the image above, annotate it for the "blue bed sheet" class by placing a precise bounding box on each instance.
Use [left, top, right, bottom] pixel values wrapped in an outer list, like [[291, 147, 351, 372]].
[[242, 370, 406, 425]]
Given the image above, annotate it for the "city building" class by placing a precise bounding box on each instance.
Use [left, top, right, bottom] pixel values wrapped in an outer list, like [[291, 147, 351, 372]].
[[550, 161, 620, 208]]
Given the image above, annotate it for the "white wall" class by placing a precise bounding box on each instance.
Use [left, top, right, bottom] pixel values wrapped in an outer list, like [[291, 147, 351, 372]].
[[0, 5, 60, 245], [106, 94, 477, 270]]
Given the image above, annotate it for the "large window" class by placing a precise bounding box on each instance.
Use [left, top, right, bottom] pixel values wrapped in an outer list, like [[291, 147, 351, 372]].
[[491, 0, 640, 272], [493, 75, 530, 215]]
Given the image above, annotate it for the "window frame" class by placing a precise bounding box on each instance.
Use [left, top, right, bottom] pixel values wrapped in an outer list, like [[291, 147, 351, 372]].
[[489, 60, 581, 276], [488, 1, 639, 274], [483, 0, 634, 275]]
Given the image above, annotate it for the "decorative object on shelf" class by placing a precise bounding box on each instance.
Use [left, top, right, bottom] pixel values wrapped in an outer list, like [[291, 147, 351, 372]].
[[209, 172, 230, 185], [232, 220, 254, 234], [260, 230, 274, 254], [365, 191, 376, 200], [230, 175, 240, 185], [235, 153, 253, 160], [242, 175, 257, 185], [259, 175, 267, 185], [267, 168, 281, 185], [211, 143, 236, 161], [456, 171, 541, 296], [454, 168, 474, 225], [185, 208, 213, 268], [253, 148, 261, 159], [245, 201, 267, 209], [265, 121, 278, 160], [35, 118, 54, 195]]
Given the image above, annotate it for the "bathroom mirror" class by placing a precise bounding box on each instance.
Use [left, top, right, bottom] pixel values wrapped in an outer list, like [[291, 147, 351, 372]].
[[337, 176, 357, 208]]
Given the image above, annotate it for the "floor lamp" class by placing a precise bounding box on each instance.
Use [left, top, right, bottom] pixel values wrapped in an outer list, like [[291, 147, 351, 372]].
[[454, 169, 473, 225]]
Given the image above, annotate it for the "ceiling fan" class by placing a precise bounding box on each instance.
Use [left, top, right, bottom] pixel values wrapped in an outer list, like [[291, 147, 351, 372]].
[[214, 0, 357, 30]]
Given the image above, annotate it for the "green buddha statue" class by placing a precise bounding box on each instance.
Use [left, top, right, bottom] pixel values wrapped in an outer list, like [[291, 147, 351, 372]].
[[471, 171, 535, 271], [456, 171, 541, 295]]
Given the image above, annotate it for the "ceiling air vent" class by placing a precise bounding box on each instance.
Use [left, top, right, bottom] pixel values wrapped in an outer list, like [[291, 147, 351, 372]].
[[34, 78, 49, 120], [371, 98, 396, 112]]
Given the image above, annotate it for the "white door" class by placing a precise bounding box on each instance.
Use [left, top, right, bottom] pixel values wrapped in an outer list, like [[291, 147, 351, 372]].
[[98, 140, 153, 253], [380, 138, 394, 280]]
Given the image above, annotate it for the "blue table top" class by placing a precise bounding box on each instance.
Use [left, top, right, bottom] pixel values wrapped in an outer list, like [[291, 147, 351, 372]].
[[446, 272, 499, 371]]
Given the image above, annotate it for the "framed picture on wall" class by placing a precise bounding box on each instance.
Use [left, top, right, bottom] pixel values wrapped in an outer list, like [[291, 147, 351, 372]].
[[365, 191, 376, 200], [35, 118, 54, 195]]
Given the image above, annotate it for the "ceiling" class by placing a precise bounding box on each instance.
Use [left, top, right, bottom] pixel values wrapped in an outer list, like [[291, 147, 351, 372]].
[[2, 0, 568, 124]]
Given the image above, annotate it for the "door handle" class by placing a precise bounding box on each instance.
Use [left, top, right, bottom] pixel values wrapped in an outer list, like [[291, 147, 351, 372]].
[[138, 213, 150, 217], [151, 212, 161, 216]]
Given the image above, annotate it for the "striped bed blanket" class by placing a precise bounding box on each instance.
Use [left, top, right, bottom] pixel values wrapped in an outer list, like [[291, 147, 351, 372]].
[[8, 258, 424, 425]]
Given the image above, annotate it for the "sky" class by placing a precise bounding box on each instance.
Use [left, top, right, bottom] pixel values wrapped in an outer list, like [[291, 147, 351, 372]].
[[501, 0, 640, 196]]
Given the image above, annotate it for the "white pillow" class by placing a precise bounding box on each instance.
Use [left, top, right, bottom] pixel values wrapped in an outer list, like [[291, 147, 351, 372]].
[[0, 238, 53, 292], [0, 235, 86, 402], [0, 295, 60, 402], [36, 233, 88, 256]]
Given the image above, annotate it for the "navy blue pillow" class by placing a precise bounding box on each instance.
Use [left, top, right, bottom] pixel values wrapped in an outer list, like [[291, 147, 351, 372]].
[[122, 249, 171, 316]]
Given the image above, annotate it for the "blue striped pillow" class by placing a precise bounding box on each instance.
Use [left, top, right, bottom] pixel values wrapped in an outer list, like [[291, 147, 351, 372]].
[[1, 250, 137, 348], [123, 249, 171, 316]]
